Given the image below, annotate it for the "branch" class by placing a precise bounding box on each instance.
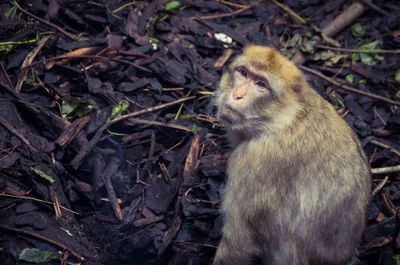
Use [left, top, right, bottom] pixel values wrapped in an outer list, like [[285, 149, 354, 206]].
[[70, 96, 196, 169], [299, 66, 400, 106]]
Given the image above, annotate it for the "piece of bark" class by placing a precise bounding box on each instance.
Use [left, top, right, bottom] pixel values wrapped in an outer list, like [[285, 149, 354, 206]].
[[56, 114, 91, 149], [322, 2, 366, 37]]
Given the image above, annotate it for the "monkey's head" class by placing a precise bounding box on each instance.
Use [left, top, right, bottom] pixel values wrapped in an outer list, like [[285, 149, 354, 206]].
[[216, 45, 306, 138]]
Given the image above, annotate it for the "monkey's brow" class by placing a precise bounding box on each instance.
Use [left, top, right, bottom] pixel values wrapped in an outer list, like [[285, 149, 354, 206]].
[[248, 61, 270, 73]]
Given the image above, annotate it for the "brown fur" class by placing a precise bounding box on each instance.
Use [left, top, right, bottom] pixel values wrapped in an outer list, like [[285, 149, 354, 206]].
[[214, 45, 371, 265]]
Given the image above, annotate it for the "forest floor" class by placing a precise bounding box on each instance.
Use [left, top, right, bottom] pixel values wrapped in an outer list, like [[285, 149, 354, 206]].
[[1, 0, 400, 264]]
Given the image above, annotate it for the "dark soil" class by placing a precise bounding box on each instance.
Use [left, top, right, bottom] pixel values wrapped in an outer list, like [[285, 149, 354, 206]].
[[1, 1, 400, 264]]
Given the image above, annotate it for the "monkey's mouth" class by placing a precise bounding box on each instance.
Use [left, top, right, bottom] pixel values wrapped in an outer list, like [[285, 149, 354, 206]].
[[219, 106, 244, 124]]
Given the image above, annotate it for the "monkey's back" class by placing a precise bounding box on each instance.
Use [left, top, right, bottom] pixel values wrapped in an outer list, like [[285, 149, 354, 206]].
[[223, 87, 371, 265]]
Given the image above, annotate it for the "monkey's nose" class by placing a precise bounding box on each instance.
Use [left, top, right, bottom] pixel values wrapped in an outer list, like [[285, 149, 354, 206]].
[[232, 87, 246, 100]]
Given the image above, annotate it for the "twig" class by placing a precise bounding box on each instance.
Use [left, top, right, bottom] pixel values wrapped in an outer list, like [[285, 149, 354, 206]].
[[271, 0, 306, 24], [175, 91, 191, 120], [56, 114, 91, 149], [217, 0, 248, 9], [113, 97, 195, 124], [316, 44, 400, 54], [194, 1, 260, 20], [101, 157, 123, 221], [30, 55, 151, 73], [371, 165, 400, 175], [49, 187, 62, 219], [382, 193, 397, 216], [0, 224, 85, 260], [182, 133, 201, 187], [13, 0, 76, 40], [112, 1, 136, 14], [70, 96, 195, 169], [16, 36, 50, 93], [0, 64, 14, 90], [370, 140, 400, 158], [0, 192, 78, 215], [214, 48, 234, 68], [360, 0, 389, 16], [0, 115, 38, 152], [44, 46, 98, 69], [299, 66, 400, 106], [372, 176, 389, 196], [372, 107, 386, 126], [172, 240, 217, 248], [127, 118, 192, 133]]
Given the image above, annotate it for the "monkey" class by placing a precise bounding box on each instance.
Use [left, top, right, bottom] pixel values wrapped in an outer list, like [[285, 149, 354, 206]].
[[213, 45, 371, 265]]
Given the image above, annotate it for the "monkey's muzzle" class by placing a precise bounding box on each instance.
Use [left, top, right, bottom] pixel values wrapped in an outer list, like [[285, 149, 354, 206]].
[[219, 106, 243, 124]]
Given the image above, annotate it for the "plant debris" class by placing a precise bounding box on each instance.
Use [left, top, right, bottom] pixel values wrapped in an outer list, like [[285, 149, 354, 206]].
[[1, 1, 400, 264]]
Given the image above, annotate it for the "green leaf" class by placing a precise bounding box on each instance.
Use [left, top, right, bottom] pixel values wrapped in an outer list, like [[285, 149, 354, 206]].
[[60, 97, 93, 119], [345, 74, 354, 84], [4, 4, 17, 19], [395, 68, 400, 83], [351, 53, 359, 63], [0, 44, 14, 56], [19, 248, 58, 263], [359, 41, 379, 50], [351, 23, 365, 37], [393, 254, 400, 265], [31, 167, 55, 184], [359, 53, 375, 65], [165, 1, 180, 11], [329, 91, 345, 108], [26, 69, 38, 85], [352, 41, 384, 65], [110, 100, 130, 120], [359, 79, 367, 85], [191, 123, 198, 133]]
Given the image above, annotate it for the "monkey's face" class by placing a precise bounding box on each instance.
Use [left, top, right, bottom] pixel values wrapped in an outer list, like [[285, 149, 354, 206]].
[[217, 65, 273, 129], [216, 45, 304, 136]]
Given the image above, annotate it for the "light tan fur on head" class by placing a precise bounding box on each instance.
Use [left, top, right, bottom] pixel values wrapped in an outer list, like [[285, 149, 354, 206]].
[[216, 45, 307, 144]]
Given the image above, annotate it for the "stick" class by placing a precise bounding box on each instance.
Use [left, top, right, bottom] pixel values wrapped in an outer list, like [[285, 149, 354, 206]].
[[127, 118, 192, 133], [16, 36, 50, 93], [322, 2, 366, 37], [372, 176, 389, 195], [214, 48, 234, 68], [370, 140, 400, 158], [271, 0, 306, 24], [371, 165, 400, 175], [360, 0, 388, 16], [70, 96, 195, 169], [0, 224, 85, 260], [0, 193, 78, 215], [217, 0, 247, 9], [299, 66, 400, 106], [31, 55, 151, 73], [13, 1, 76, 40], [316, 44, 400, 54], [101, 157, 123, 221], [0, 115, 38, 152], [195, 1, 260, 20]]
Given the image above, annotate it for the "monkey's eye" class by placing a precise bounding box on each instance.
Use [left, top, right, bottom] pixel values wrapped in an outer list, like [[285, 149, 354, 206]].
[[237, 67, 248, 78], [255, 79, 268, 89]]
